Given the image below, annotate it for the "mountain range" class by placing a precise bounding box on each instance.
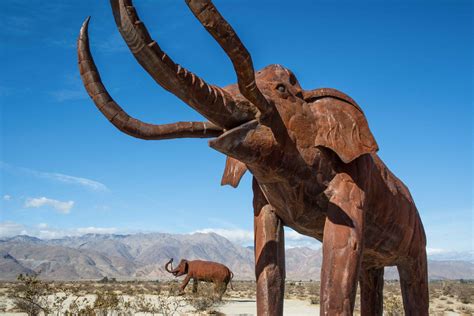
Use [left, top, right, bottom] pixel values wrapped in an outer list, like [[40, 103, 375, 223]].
[[0, 233, 472, 281]]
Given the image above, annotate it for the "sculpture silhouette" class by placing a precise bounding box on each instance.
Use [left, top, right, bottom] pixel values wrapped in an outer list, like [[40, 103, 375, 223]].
[[77, 0, 429, 314], [165, 258, 233, 298]]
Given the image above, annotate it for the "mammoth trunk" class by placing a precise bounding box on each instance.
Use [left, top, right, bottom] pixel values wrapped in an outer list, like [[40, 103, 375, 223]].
[[164, 259, 175, 274]]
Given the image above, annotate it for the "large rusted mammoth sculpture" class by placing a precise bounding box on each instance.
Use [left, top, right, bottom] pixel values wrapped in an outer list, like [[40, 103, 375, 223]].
[[164, 258, 233, 298], [78, 0, 429, 314]]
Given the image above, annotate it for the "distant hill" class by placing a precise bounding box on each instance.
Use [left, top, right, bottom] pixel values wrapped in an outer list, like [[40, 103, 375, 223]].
[[0, 233, 472, 281], [0, 250, 35, 277]]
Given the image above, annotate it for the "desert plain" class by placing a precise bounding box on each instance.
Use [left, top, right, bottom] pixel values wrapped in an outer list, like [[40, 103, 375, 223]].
[[1, 277, 473, 315]]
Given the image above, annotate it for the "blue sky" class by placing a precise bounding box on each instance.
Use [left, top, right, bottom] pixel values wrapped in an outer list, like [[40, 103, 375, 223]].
[[0, 0, 472, 253]]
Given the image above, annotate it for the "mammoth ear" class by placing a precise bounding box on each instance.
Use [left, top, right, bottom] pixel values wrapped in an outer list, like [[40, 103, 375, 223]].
[[221, 156, 248, 188], [306, 91, 378, 163], [183, 260, 189, 273]]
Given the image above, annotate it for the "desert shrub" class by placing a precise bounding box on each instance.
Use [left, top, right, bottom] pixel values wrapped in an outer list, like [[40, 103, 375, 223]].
[[384, 294, 403, 316], [458, 305, 474, 314], [188, 295, 218, 312], [429, 291, 439, 301], [92, 289, 123, 314], [10, 273, 50, 316], [442, 281, 453, 296], [458, 289, 472, 304], [98, 276, 116, 283], [98, 276, 108, 283], [132, 294, 158, 313], [142, 280, 162, 295], [185, 283, 221, 313], [123, 294, 161, 313], [0, 301, 7, 312], [49, 292, 69, 314], [308, 281, 320, 305], [460, 279, 474, 284], [452, 281, 474, 304], [156, 295, 187, 316], [66, 296, 95, 315], [168, 282, 183, 296], [120, 293, 185, 315]]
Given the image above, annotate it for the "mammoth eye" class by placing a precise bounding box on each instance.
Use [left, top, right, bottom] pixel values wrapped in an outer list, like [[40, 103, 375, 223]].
[[276, 84, 286, 93]]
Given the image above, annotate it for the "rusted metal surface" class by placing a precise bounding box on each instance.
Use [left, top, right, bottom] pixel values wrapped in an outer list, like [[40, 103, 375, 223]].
[[253, 178, 285, 315], [165, 258, 233, 298], [221, 156, 248, 188], [186, 0, 270, 115], [78, 1, 429, 314], [78, 17, 222, 140]]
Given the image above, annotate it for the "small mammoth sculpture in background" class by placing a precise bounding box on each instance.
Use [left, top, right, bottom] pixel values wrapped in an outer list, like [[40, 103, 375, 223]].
[[164, 258, 233, 298]]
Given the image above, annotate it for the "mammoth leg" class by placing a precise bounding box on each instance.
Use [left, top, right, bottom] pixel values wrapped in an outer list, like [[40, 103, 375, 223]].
[[321, 173, 365, 315], [192, 278, 198, 293], [220, 280, 229, 296], [179, 275, 192, 294], [253, 177, 285, 316], [359, 267, 384, 315], [397, 246, 429, 315], [214, 282, 226, 300]]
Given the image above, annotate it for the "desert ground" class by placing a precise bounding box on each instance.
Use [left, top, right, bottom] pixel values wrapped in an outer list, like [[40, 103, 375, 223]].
[[0, 277, 473, 315]]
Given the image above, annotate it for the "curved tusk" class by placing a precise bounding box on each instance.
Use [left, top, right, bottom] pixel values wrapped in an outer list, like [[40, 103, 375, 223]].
[[110, 0, 256, 129], [78, 17, 223, 140], [185, 0, 270, 114]]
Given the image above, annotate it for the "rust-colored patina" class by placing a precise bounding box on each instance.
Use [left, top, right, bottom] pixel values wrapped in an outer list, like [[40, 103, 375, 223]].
[[164, 258, 233, 298], [78, 1, 429, 314]]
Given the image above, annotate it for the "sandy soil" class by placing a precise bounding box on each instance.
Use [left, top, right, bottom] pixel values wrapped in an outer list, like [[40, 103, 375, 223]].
[[218, 298, 318, 315], [1, 280, 473, 315], [2, 297, 474, 315], [0, 298, 319, 315]]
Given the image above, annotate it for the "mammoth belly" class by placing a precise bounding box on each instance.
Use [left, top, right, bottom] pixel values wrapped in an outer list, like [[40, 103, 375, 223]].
[[257, 181, 327, 241]]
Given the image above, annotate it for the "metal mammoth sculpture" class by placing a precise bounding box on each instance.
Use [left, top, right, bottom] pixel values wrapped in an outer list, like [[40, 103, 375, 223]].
[[78, 0, 429, 314], [164, 258, 233, 298]]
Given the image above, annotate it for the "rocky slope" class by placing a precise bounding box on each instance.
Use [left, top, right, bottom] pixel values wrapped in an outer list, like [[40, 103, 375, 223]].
[[0, 233, 472, 281]]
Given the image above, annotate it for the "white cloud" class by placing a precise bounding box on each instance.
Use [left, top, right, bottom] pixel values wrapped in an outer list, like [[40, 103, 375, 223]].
[[76, 227, 118, 234], [25, 197, 74, 214], [0, 222, 119, 239], [194, 227, 321, 249], [45, 173, 108, 191], [0, 161, 108, 191], [284, 229, 321, 249], [196, 228, 254, 245], [3, 195, 11, 201], [37, 229, 67, 239], [2, 222, 317, 246], [285, 230, 310, 240], [426, 248, 447, 255], [0, 222, 28, 237]]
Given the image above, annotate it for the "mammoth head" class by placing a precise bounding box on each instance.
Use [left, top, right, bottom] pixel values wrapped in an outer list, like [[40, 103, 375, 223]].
[[78, 0, 378, 187], [165, 258, 188, 277], [212, 65, 378, 183]]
